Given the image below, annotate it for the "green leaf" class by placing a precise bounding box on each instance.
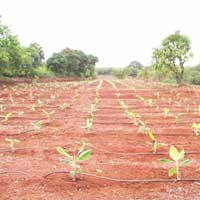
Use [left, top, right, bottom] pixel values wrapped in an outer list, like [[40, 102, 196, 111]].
[[77, 149, 91, 161], [61, 159, 70, 164], [148, 131, 155, 141], [169, 146, 179, 162], [56, 147, 71, 158], [179, 150, 185, 160], [70, 170, 76, 177], [159, 159, 171, 164], [168, 167, 176, 177], [180, 159, 190, 166]]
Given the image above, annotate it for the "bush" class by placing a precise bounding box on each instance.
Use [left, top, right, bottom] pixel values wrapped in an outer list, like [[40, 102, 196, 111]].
[[96, 67, 113, 75], [184, 69, 200, 85], [33, 65, 55, 78], [112, 67, 131, 79], [46, 48, 98, 78]]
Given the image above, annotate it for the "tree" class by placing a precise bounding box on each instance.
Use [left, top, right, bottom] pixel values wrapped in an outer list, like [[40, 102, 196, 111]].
[[27, 43, 44, 67], [152, 31, 193, 84], [0, 19, 33, 76], [47, 47, 98, 78], [127, 60, 144, 76]]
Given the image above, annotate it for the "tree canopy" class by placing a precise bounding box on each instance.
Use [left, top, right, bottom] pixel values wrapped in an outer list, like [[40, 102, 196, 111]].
[[47, 48, 98, 78], [152, 31, 192, 84]]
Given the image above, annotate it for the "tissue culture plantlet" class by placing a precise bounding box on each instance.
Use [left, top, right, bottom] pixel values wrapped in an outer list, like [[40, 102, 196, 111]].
[[84, 117, 93, 132], [37, 99, 43, 107], [194, 105, 200, 114], [2, 112, 12, 122], [42, 109, 55, 121], [59, 103, 70, 111], [138, 120, 150, 134], [5, 138, 20, 152], [147, 131, 166, 153], [192, 123, 200, 136], [126, 111, 140, 125], [174, 113, 183, 124], [17, 111, 24, 117], [56, 143, 92, 181], [160, 146, 190, 180], [163, 107, 169, 118], [32, 120, 43, 132]]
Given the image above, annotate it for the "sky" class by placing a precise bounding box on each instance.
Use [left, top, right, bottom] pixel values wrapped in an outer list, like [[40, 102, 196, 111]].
[[0, 0, 200, 67]]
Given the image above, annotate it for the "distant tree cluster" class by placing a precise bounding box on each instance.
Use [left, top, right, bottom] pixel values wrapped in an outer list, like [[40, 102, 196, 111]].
[[0, 18, 98, 78], [47, 48, 98, 78], [0, 19, 44, 77]]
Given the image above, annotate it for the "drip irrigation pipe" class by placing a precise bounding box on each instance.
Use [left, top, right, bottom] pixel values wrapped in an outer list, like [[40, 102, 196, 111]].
[[44, 171, 200, 183]]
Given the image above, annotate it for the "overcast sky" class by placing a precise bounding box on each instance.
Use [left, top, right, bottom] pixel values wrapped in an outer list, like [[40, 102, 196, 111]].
[[0, 0, 199, 67]]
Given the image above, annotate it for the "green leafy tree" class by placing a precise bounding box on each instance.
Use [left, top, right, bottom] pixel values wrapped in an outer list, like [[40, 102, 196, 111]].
[[152, 31, 192, 84], [27, 43, 44, 67], [0, 19, 32, 76], [47, 47, 98, 78], [127, 60, 144, 76]]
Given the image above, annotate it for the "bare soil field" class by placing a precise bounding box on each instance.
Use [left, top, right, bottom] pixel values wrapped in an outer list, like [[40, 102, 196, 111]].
[[1, 78, 200, 199]]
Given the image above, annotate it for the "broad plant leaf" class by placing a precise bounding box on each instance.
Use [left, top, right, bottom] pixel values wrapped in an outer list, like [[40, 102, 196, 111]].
[[180, 159, 190, 166], [78, 149, 91, 161], [56, 147, 71, 158], [148, 131, 155, 141], [159, 159, 171, 164], [168, 167, 176, 177], [179, 150, 185, 160], [169, 146, 180, 162], [62, 159, 70, 164]]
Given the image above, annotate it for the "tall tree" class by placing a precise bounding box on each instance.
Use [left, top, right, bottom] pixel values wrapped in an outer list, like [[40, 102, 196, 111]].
[[152, 31, 193, 84], [27, 43, 44, 67]]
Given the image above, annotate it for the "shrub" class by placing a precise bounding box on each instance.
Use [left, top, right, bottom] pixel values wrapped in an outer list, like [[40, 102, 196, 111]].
[[112, 67, 131, 79]]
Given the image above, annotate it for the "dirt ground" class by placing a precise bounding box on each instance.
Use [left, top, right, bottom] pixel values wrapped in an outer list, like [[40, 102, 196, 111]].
[[1, 78, 200, 200]]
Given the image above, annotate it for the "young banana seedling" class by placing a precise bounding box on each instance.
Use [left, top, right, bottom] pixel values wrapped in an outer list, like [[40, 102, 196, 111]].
[[5, 138, 20, 152], [32, 120, 43, 132], [138, 120, 150, 134], [174, 113, 183, 124], [192, 123, 200, 136], [59, 103, 70, 111], [2, 112, 12, 122], [160, 146, 190, 180], [126, 111, 140, 125], [84, 117, 93, 132], [42, 110, 55, 122], [56, 142, 92, 181], [147, 131, 166, 153], [163, 107, 170, 118]]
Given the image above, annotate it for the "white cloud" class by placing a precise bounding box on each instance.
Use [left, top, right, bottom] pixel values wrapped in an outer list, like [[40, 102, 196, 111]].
[[0, 0, 199, 67]]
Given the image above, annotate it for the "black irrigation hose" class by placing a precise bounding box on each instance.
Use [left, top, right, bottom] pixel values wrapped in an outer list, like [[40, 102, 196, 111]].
[[44, 171, 200, 183], [86, 143, 200, 156], [0, 171, 30, 176], [0, 147, 48, 153]]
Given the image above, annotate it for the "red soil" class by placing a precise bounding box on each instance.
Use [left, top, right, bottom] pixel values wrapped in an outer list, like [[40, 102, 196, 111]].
[[1, 78, 200, 199]]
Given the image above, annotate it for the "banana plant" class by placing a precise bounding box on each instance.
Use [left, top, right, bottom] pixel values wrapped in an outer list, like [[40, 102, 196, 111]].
[[174, 113, 183, 124], [192, 123, 200, 136], [163, 107, 170, 118], [32, 120, 43, 132], [2, 112, 12, 122], [42, 110, 55, 122], [147, 131, 166, 153], [138, 120, 150, 134], [59, 103, 70, 111], [160, 146, 190, 180], [84, 117, 93, 132], [5, 138, 20, 152], [126, 111, 140, 125], [56, 143, 92, 181]]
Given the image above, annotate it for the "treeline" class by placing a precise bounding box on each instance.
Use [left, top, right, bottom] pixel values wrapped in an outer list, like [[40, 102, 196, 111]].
[[0, 19, 98, 78]]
